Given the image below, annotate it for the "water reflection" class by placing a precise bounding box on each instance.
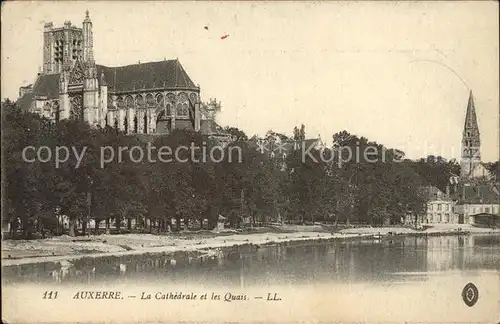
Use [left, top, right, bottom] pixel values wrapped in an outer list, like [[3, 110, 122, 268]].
[[3, 235, 499, 286]]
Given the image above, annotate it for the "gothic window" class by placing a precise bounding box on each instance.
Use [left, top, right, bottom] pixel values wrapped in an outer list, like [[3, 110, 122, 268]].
[[143, 114, 148, 134], [125, 95, 134, 108], [156, 110, 166, 122], [176, 103, 189, 117], [189, 93, 198, 104], [146, 93, 155, 107], [134, 115, 138, 133], [108, 96, 114, 109], [116, 96, 125, 109], [69, 93, 83, 121], [114, 118, 119, 130], [176, 103, 183, 116], [178, 92, 188, 102], [166, 93, 176, 103], [135, 95, 145, 108], [466, 131, 471, 137], [166, 103, 172, 116], [176, 92, 189, 117], [156, 93, 164, 106]]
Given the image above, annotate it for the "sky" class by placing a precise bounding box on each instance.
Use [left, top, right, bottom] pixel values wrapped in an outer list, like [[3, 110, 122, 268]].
[[2, 1, 499, 162]]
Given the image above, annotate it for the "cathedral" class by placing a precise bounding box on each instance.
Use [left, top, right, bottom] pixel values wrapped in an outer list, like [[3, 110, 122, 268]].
[[17, 11, 227, 138]]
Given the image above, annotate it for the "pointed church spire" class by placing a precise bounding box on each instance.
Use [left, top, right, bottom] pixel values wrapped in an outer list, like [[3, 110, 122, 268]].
[[464, 90, 479, 132], [460, 90, 481, 178]]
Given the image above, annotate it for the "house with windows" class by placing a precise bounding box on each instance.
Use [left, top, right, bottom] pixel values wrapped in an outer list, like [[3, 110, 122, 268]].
[[424, 185, 457, 224], [453, 183, 500, 224]]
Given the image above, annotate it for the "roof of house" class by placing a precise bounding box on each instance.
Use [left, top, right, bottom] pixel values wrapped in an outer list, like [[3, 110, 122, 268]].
[[423, 185, 452, 201], [472, 213, 500, 218], [470, 162, 493, 177], [455, 184, 500, 205]]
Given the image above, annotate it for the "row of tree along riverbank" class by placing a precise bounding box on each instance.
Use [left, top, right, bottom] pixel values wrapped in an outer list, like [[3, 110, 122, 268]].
[[5, 98, 497, 239]]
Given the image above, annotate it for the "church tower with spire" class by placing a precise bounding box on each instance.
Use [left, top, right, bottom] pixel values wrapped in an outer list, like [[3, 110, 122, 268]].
[[460, 91, 486, 179]]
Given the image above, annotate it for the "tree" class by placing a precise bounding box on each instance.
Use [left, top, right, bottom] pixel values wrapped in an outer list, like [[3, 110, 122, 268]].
[[223, 126, 248, 142]]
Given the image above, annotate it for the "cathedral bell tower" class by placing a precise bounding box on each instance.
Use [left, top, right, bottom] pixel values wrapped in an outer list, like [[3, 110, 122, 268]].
[[42, 20, 83, 74], [460, 90, 481, 178]]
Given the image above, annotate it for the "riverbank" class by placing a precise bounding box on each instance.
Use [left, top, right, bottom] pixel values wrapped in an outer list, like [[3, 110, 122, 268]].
[[2, 224, 499, 266]]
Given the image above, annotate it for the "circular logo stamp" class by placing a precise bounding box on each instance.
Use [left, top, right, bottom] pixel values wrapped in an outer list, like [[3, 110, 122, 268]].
[[462, 283, 479, 307]]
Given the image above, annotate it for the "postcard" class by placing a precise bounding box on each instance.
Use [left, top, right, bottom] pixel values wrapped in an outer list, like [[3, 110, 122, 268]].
[[2, 1, 499, 323]]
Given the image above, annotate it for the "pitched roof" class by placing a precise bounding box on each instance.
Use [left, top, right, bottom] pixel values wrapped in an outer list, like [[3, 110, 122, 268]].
[[16, 73, 60, 111], [17, 59, 197, 110], [97, 59, 197, 92], [34, 73, 60, 99], [455, 184, 500, 205], [19, 73, 60, 100], [16, 92, 34, 113], [423, 185, 451, 201]]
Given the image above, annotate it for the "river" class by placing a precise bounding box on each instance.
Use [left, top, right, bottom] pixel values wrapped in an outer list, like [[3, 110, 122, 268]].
[[2, 234, 500, 323]]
